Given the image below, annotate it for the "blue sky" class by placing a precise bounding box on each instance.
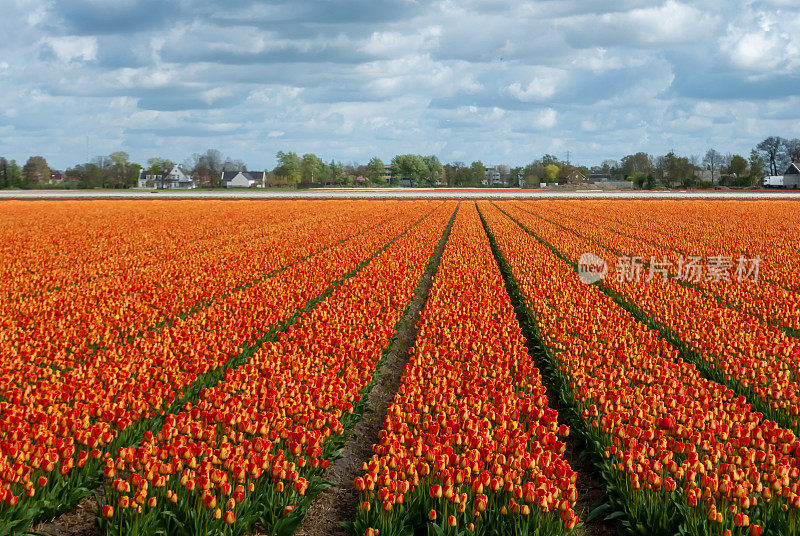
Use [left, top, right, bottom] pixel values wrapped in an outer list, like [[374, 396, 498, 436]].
[[1, 0, 799, 170]]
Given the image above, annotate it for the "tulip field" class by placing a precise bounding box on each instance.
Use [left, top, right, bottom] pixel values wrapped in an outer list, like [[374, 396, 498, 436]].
[[2, 199, 800, 536]]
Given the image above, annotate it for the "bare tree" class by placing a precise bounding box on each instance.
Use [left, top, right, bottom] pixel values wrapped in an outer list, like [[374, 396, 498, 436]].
[[756, 136, 785, 176], [786, 138, 800, 164], [703, 149, 721, 185]]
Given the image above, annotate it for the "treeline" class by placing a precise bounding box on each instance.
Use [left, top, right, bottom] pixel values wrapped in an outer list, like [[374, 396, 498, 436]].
[[2, 136, 798, 189], [0, 156, 54, 189]]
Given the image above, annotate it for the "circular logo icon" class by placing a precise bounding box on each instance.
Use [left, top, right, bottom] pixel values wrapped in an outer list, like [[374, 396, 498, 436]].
[[577, 252, 608, 284]]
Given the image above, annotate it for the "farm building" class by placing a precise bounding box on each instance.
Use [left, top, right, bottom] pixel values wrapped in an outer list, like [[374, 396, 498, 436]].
[[221, 171, 265, 188], [763, 162, 800, 188], [137, 165, 194, 189]]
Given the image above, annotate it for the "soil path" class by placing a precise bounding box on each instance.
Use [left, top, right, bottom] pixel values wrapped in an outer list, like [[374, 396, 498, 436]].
[[293, 206, 456, 536]]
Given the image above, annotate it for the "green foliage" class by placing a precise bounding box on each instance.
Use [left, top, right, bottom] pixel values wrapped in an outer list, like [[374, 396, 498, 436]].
[[366, 157, 385, 184], [544, 164, 559, 182], [22, 155, 49, 187], [275, 151, 302, 184], [630, 171, 650, 189], [8, 159, 24, 188], [749, 150, 765, 185], [300, 153, 324, 182], [0, 157, 8, 188], [468, 160, 484, 186]]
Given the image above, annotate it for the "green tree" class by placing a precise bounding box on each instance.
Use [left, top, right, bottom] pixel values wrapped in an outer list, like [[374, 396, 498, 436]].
[[275, 151, 302, 184], [620, 152, 652, 177], [147, 157, 174, 174], [366, 157, 385, 184], [544, 164, 560, 182], [630, 171, 650, 189], [108, 151, 139, 188], [523, 162, 546, 185], [541, 154, 560, 167], [469, 161, 485, 186], [22, 156, 49, 187], [0, 157, 8, 188], [422, 155, 443, 185], [391, 155, 427, 185], [443, 162, 469, 186], [727, 154, 748, 182], [7, 160, 23, 188], [749, 150, 765, 186], [300, 153, 324, 182]]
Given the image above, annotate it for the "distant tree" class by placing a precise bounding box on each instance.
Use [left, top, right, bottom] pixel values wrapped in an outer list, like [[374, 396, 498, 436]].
[[756, 136, 785, 176], [366, 157, 385, 185], [391, 155, 428, 185], [544, 164, 560, 182], [630, 171, 650, 189], [275, 151, 302, 184], [620, 152, 652, 177], [186, 149, 225, 187], [222, 157, 246, 172], [22, 156, 49, 187], [0, 157, 7, 188], [541, 154, 560, 167], [300, 153, 324, 182], [786, 138, 800, 163], [107, 151, 139, 188], [601, 159, 618, 175], [422, 155, 443, 185], [469, 161, 485, 186], [703, 149, 722, 185], [727, 154, 748, 179], [749, 150, 765, 186], [443, 161, 470, 187], [523, 162, 546, 185], [509, 166, 523, 187], [147, 157, 174, 174], [8, 160, 23, 188]]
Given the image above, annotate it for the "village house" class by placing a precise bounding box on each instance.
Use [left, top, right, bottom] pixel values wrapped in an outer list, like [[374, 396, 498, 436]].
[[221, 171, 266, 188], [137, 165, 195, 189]]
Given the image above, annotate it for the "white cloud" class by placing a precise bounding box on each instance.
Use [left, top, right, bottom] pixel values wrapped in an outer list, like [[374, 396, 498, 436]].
[[43, 36, 98, 63], [505, 68, 566, 101], [534, 108, 558, 129], [720, 7, 800, 73]]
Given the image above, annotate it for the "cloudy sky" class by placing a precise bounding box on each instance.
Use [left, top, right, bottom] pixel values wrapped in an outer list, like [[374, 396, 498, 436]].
[[1, 0, 799, 170]]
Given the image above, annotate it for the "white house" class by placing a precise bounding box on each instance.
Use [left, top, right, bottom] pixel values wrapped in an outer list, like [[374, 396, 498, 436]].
[[137, 165, 195, 189], [221, 171, 265, 188]]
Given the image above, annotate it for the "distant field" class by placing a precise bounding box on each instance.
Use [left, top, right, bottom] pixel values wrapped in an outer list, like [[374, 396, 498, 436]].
[[2, 187, 800, 199], [3, 199, 800, 536]]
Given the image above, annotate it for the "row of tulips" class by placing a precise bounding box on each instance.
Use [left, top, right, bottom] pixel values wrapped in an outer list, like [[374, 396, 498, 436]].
[[527, 199, 800, 291], [0, 202, 439, 534], [0, 201, 383, 301], [499, 202, 800, 433], [582, 200, 800, 291], [351, 202, 578, 536], [514, 200, 800, 331], [480, 200, 800, 536], [97, 201, 456, 535], [1, 201, 399, 364]]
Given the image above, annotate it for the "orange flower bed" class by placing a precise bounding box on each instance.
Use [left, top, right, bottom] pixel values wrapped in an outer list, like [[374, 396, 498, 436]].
[[352, 203, 578, 536], [481, 201, 800, 536], [97, 202, 455, 535], [500, 202, 800, 430], [511, 200, 800, 330], [0, 200, 437, 533]]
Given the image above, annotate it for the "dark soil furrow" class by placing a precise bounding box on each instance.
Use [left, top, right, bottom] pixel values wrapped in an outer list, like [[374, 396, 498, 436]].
[[294, 204, 458, 536]]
